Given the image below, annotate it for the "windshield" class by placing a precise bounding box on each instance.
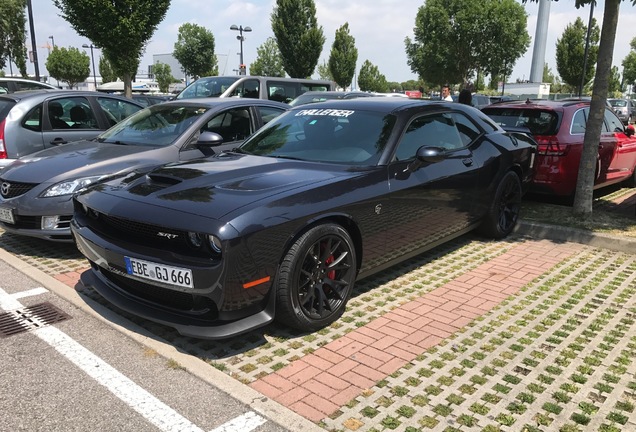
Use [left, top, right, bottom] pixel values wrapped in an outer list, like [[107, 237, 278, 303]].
[[238, 108, 396, 165], [289, 93, 340, 107], [97, 104, 209, 146], [176, 77, 240, 99], [609, 99, 627, 107], [483, 108, 559, 136]]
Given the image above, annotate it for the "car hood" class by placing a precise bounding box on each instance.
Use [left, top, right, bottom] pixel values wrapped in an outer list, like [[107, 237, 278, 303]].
[[1, 140, 162, 183], [92, 153, 357, 220]]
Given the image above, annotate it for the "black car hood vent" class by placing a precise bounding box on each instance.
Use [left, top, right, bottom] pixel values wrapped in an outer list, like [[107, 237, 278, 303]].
[[146, 173, 183, 187]]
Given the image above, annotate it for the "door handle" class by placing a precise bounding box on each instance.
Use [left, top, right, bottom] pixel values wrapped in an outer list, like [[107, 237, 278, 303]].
[[462, 158, 473, 166], [50, 138, 68, 146]]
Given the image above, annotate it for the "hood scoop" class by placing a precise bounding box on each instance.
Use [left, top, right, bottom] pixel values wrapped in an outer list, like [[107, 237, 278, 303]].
[[146, 173, 183, 187]]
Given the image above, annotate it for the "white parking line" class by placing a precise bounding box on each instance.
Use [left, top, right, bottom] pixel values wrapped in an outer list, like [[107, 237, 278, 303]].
[[0, 287, 266, 432], [210, 412, 266, 432]]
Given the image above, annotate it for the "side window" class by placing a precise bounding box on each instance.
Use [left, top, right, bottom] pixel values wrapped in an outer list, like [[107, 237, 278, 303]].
[[394, 113, 463, 161], [604, 108, 624, 132], [267, 81, 297, 103], [0, 82, 8, 94], [16, 81, 49, 91], [48, 97, 99, 130], [201, 108, 252, 142], [257, 106, 285, 125], [571, 108, 587, 134], [243, 80, 260, 99], [22, 105, 42, 132], [97, 97, 142, 127], [450, 112, 481, 146]]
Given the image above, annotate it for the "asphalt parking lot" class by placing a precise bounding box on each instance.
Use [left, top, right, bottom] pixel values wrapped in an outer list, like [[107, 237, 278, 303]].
[[1, 191, 635, 432]]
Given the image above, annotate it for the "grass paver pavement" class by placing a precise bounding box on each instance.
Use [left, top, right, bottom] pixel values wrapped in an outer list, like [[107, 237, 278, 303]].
[[2, 188, 635, 431]]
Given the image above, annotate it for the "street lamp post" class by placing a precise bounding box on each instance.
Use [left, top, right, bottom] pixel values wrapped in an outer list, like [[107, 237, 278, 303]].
[[82, 43, 97, 89], [49, 35, 55, 48], [230, 24, 251, 75]]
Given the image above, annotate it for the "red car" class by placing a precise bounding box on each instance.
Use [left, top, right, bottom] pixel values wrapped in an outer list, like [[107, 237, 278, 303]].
[[483, 99, 636, 196]]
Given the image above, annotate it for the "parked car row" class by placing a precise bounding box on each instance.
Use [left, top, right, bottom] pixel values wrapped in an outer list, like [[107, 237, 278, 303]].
[[1, 90, 634, 340]]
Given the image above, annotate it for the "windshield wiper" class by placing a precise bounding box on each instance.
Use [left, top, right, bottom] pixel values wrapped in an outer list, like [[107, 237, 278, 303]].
[[270, 154, 304, 161]]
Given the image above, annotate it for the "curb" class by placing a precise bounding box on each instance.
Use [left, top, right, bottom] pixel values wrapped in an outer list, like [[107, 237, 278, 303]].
[[0, 247, 323, 432], [515, 219, 636, 254]]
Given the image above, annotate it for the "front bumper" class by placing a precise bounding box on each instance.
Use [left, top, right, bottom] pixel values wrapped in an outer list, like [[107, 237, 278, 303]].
[[72, 223, 276, 339]]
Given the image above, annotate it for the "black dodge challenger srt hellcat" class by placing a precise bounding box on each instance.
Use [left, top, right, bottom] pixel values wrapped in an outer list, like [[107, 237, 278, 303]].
[[71, 97, 537, 339]]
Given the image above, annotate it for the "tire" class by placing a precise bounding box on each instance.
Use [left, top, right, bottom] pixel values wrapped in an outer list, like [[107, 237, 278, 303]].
[[479, 171, 522, 239], [624, 167, 636, 188], [276, 224, 357, 332]]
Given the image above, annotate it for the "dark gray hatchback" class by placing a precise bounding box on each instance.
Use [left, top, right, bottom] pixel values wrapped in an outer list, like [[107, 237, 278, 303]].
[[0, 98, 288, 242]]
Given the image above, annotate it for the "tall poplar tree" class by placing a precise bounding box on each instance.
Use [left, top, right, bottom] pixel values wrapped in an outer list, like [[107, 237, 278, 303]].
[[358, 60, 388, 93], [271, 0, 325, 78], [328, 23, 357, 90], [53, 0, 170, 98], [555, 17, 600, 90], [0, 0, 28, 76]]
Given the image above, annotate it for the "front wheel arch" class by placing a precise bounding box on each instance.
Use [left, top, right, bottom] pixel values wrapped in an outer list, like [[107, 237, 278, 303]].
[[275, 223, 358, 332], [478, 170, 522, 239]]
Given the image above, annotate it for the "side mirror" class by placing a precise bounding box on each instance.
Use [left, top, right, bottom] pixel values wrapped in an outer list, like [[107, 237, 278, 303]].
[[405, 146, 447, 173], [626, 125, 635, 137], [196, 131, 224, 147]]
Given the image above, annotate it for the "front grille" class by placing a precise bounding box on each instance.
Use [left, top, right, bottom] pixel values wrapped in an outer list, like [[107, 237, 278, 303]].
[[0, 180, 37, 199], [99, 267, 217, 319], [74, 201, 215, 258]]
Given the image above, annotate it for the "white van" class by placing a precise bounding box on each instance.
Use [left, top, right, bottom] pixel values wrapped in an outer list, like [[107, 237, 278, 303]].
[[175, 76, 335, 104]]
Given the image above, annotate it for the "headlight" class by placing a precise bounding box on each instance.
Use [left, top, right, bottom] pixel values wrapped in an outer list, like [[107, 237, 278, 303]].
[[208, 235, 222, 253], [40, 176, 103, 197]]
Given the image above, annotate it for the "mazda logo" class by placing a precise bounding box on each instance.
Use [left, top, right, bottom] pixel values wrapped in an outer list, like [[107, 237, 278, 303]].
[[1, 182, 10, 197]]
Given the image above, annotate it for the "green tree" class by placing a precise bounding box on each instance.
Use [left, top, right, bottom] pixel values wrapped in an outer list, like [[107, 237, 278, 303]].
[[405, 0, 529, 88], [387, 82, 403, 92], [480, 0, 530, 88], [271, 0, 325, 78], [45, 46, 90, 89], [0, 0, 28, 76], [358, 60, 388, 92], [328, 22, 357, 90], [621, 37, 636, 90], [99, 55, 117, 83], [153, 62, 176, 93], [555, 17, 600, 90], [53, 0, 169, 98], [543, 63, 556, 84], [173, 23, 217, 79], [609, 65, 622, 94], [316, 60, 333, 81], [249, 37, 285, 77]]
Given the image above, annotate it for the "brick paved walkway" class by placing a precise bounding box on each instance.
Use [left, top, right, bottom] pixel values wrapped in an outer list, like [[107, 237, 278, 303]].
[[249, 239, 583, 422]]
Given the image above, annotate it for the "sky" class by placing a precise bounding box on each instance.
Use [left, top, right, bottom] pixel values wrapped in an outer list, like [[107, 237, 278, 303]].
[[7, 0, 636, 86]]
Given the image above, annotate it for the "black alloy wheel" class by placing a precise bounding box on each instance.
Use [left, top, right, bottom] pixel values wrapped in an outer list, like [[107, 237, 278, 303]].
[[276, 224, 356, 332], [479, 171, 522, 239]]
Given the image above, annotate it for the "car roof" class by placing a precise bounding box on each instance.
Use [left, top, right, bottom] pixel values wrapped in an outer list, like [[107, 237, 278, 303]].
[[0, 77, 56, 85], [158, 97, 290, 109], [0, 89, 139, 103], [288, 96, 467, 113], [483, 99, 590, 110]]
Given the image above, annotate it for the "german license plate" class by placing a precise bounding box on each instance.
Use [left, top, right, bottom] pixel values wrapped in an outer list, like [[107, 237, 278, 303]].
[[0, 206, 14, 224], [124, 256, 193, 288]]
